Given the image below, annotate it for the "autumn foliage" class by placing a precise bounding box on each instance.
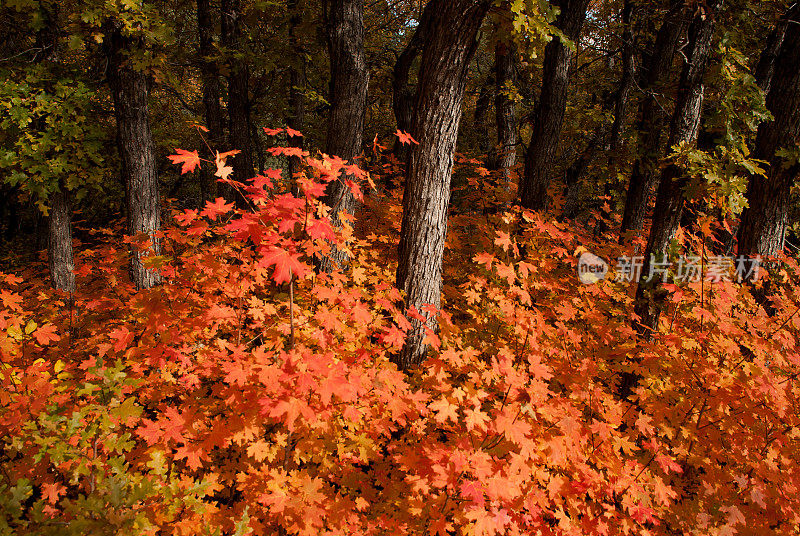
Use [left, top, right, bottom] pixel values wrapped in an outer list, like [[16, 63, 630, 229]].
[[2, 134, 800, 535]]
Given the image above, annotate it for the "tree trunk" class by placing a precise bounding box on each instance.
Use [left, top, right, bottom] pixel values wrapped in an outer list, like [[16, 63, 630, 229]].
[[619, 0, 687, 237], [493, 39, 518, 187], [474, 73, 495, 158], [35, 4, 75, 293], [563, 130, 603, 218], [221, 0, 254, 193], [391, 8, 430, 161], [520, 0, 590, 211], [48, 190, 75, 292], [197, 0, 224, 205], [737, 5, 800, 261], [287, 0, 306, 183], [608, 0, 635, 157], [753, 6, 795, 93], [105, 20, 162, 290], [633, 0, 722, 337], [395, 0, 491, 369], [318, 0, 369, 272], [0, 184, 19, 241]]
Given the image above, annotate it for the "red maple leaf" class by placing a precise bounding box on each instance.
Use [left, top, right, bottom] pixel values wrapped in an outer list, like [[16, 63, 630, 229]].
[[460, 481, 485, 507], [286, 126, 303, 138], [379, 325, 406, 349], [263, 127, 283, 136], [260, 247, 306, 284], [202, 197, 234, 221], [168, 149, 201, 174], [175, 209, 198, 226], [161, 406, 185, 443], [372, 133, 387, 153], [250, 174, 275, 190], [138, 419, 162, 445], [110, 326, 134, 353]]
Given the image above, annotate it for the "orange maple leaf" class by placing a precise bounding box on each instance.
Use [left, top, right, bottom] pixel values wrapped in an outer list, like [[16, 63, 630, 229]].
[[33, 324, 60, 345], [495, 262, 516, 285], [268, 146, 306, 158], [0, 290, 23, 310], [429, 397, 459, 424], [495, 231, 513, 251], [247, 440, 272, 462], [175, 442, 206, 471], [395, 129, 419, 145], [223, 361, 248, 386], [286, 126, 303, 138], [168, 149, 201, 174], [474, 252, 495, 269]]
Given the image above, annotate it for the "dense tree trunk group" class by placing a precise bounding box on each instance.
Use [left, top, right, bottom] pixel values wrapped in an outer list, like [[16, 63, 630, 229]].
[[6, 0, 800, 373], [619, 0, 687, 236], [634, 0, 723, 335]]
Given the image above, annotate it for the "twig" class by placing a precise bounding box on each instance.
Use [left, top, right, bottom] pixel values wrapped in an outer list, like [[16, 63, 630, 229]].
[[288, 275, 295, 349]]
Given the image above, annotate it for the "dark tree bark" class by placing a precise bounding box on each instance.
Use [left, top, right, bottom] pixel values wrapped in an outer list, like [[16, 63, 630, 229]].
[[563, 130, 603, 218], [519, 0, 591, 211], [318, 0, 369, 272], [105, 19, 162, 290], [287, 0, 306, 182], [737, 5, 800, 261], [632, 0, 722, 337], [391, 8, 431, 161], [753, 6, 795, 93], [221, 0, 254, 192], [33, 5, 76, 292], [619, 0, 687, 237], [197, 0, 224, 204], [395, 0, 491, 369], [0, 184, 19, 241], [474, 72, 495, 158], [493, 39, 518, 186], [608, 0, 636, 156], [48, 191, 75, 292]]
